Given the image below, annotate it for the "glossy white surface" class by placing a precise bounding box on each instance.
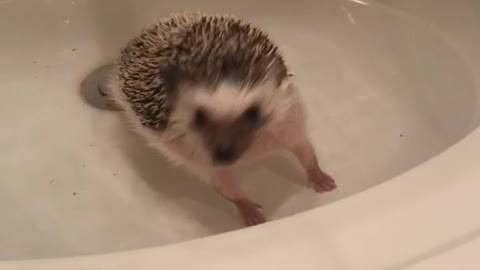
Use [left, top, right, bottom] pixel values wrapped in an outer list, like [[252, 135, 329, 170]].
[[1, 0, 479, 268]]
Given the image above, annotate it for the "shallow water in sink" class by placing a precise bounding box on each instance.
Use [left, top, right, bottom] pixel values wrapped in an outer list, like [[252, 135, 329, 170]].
[[0, 0, 477, 260]]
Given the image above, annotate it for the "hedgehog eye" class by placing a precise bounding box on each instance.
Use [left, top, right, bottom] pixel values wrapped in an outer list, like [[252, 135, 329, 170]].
[[193, 108, 207, 129], [243, 105, 261, 124]]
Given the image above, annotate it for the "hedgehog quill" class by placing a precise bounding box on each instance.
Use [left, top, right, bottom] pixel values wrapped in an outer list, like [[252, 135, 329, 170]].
[[107, 12, 337, 226]]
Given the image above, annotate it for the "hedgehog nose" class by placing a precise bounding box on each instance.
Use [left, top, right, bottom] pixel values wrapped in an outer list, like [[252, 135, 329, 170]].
[[213, 147, 236, 164]]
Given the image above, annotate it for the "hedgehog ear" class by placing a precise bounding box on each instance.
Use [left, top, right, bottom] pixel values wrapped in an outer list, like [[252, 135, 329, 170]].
[[279, 73, 294, 91]]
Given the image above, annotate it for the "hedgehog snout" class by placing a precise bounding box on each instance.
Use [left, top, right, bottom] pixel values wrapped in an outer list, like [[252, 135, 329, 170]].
[[213, 145, 237, 165], [199, 122, 258, 166], [206, 132, 251, 166]]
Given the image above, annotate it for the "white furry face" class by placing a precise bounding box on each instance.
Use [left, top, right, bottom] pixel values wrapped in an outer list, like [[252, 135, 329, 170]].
[[168, 78, 295, 166]]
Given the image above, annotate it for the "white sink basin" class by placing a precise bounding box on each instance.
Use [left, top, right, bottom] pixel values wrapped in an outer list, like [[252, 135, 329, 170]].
[[1, 0, 479, 269]]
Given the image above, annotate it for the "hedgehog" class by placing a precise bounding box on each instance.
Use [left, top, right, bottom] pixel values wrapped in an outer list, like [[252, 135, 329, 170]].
[[107, 12, 337, 226]]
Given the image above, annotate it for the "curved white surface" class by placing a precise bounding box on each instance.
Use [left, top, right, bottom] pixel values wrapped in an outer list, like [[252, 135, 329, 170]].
[[4, 128, 480, 269], [1, 0, 480, 269]]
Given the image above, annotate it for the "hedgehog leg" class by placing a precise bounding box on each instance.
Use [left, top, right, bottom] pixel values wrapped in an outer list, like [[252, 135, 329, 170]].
[[289, 138, 337, 193], [213, 170, 265, 226]]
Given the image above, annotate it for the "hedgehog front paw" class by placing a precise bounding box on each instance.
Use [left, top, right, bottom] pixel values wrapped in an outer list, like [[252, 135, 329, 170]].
[[234, 199, 266, 226], [308, 169, 337, 193]]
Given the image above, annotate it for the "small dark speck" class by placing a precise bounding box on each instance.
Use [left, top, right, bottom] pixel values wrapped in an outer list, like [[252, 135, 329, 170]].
[[113, 173, 117, 177], [33, 61, 37, 64], [400, 134, 404, 137], [82, 164, 86, 168], [49, 179, 55, 184], [73, 192, 77, 196], [72, 48, 78, 51]]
